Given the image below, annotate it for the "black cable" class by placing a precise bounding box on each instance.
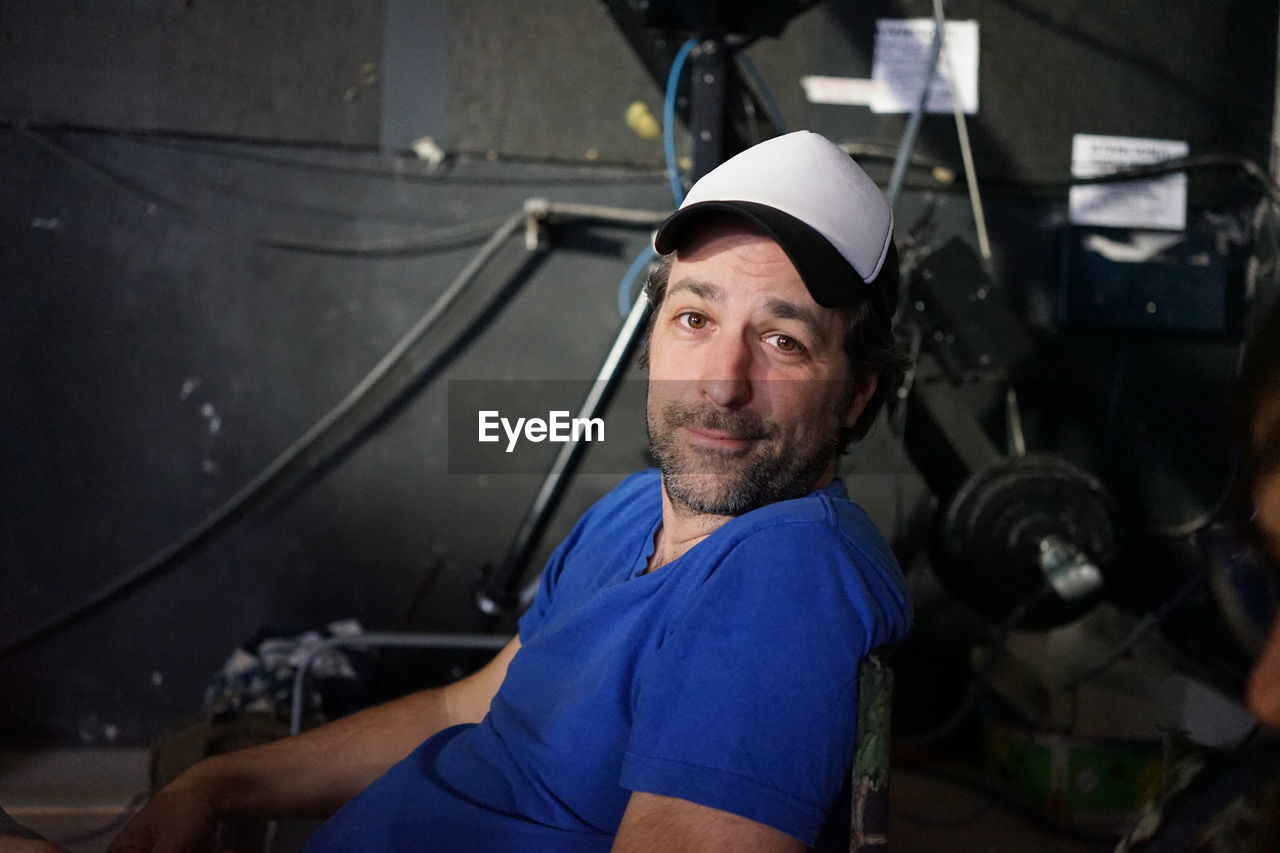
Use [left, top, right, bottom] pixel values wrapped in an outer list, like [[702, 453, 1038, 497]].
[[874, 149, 1280, 205], [0, 212, 528, 659], [162, 167, 480, 226], [840, 140, 952, 174], [898, 586, 1057, 746], [150, 138, 668, 187], [996, 154, 1280, 206], [1062, 566, 1209, 690], [8, 109, 1273, 202], [14, 126, 512, 257], [11, 114, 1272, 204], [0, 112, 667, 184]]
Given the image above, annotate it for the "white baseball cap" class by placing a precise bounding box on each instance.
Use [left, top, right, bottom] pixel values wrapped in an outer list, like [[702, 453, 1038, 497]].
[[654, 130, 897, 316]]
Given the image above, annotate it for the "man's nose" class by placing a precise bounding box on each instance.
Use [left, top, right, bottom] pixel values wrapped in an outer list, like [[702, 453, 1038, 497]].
[[697, 332, 753, 408]]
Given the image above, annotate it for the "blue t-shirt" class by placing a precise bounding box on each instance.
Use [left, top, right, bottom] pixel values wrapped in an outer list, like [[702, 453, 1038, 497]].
[[305, 469, 910, 852]]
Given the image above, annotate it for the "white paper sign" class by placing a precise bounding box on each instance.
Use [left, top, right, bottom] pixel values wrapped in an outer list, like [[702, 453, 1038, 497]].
[[870, 19, 979, 115], [800, 75, 881, 107], [1069, 134, 1188, 231]]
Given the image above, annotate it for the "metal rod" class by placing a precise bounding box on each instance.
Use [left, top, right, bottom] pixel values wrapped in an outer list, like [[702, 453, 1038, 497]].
[[689, 37, 729, 183], [931, 0, 991, 261], [886, 5, 946, 208], [479, 290, 652, 615], [542, 201, 669, 226]]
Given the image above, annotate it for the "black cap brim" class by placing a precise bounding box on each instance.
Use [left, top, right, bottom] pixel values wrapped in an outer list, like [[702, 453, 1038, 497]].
[[654, 200, 897, 317]]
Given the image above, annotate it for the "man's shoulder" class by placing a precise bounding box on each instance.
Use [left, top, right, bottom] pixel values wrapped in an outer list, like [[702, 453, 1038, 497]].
[[729, 482, 885, 550], [710, 487, 911, 637]]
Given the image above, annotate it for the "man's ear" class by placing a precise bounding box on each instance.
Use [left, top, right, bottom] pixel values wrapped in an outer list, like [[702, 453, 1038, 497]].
[[842, 370, 879, 429]]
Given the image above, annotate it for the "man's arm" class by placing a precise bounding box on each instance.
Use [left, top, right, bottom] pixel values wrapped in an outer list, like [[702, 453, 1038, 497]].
[[611, 792, 805, 853], [108, 636, 520, 853], [0, 805, 70, 853]]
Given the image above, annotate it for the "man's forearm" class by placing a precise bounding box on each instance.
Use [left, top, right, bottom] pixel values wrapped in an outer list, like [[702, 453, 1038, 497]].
[[185, 686, 456, 820], [108, 639, 518, 852]]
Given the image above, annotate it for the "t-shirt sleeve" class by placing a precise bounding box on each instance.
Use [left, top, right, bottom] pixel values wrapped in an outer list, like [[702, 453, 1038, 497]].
[[619, 520, 906, 845]]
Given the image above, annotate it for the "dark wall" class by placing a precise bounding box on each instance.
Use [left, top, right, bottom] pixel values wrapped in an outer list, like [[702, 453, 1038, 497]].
[[0, 0, 1275, 746]]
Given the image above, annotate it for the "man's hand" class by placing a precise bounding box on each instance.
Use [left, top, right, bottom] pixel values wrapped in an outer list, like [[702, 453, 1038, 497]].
[[107, 637, 520, 852], [107, 771, 222, 853]]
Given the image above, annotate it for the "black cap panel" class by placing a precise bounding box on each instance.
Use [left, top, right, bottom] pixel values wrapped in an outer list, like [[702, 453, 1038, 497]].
[[654, 200, 897, 317]]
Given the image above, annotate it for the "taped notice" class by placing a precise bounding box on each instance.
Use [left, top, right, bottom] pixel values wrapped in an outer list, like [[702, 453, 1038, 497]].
[[800, 76, 881, 107], [1069, 134, 1188, 231], [870, 19, 979, 114]]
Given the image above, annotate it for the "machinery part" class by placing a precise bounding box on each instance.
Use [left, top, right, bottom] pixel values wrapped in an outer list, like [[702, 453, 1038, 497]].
[[934, 453, 1117, 629], [908, 237, 1035, 384], [688, 37, 729, 181], [1036, 535, 1103, 601], [599, 0, 814, 180]]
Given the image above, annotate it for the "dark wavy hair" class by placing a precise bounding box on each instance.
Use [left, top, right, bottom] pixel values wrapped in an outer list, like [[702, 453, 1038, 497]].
[[640, 250, 910, 452]]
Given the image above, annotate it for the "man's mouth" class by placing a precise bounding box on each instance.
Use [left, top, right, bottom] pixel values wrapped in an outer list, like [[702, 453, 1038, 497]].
[[682, 426, 763, 451]]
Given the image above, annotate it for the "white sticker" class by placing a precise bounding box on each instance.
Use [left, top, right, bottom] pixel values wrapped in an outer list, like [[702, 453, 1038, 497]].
[[870, 19, 979, 115], [800, 75, 882, 107], [1069, 134, 1188, 231]]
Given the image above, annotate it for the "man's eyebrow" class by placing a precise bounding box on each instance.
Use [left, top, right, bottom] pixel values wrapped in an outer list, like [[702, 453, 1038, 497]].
[[666, 279, 723, 302], [764, 298, 831, 348]]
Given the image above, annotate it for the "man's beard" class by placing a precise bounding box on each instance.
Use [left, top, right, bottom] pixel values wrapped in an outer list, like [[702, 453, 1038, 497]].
[[646, 395, 844, 517]]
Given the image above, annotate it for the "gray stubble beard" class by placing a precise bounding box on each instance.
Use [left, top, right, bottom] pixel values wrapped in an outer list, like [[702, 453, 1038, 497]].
[[646, 398, 843, 517]]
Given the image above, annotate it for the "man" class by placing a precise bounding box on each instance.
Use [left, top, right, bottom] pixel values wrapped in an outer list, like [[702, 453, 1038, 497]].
[[107, 131, 912, 852]]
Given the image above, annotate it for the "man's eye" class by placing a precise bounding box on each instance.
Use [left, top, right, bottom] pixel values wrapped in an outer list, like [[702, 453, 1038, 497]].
[[768, 333, 803, 353], [680, 312, 707, 330]]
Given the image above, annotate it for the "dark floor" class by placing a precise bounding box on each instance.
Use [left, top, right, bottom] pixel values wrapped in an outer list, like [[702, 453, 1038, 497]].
[[1, 749, 1117, 852]]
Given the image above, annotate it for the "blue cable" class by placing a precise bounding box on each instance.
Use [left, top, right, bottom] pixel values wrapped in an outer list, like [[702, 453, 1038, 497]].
[[664, 38, 699, 207], [735, 53, 787, 135], [617, 246, 658, 318]]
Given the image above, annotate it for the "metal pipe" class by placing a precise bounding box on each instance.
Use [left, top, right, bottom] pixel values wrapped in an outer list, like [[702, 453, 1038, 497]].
[[886, 4, 946, 208], [479, 290, 652, 615], [542, 201, 669, 226]]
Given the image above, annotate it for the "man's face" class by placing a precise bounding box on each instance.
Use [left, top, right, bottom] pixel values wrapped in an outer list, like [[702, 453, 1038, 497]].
[[645, 222, 876, 517]]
